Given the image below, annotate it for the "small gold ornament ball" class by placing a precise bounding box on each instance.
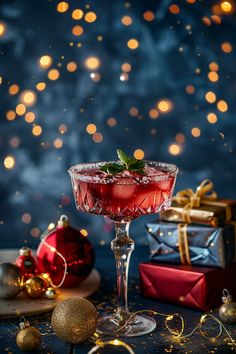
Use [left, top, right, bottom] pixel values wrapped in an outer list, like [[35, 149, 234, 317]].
[[25, 276, 46, 298], [51, 297, 98, 344], [219, 302, 236, 324], [16, 326, 41, 352], [45, 287, 57, 300]]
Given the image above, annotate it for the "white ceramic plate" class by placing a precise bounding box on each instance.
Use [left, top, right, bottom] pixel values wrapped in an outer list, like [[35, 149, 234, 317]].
[[0, 249, 101, 319]]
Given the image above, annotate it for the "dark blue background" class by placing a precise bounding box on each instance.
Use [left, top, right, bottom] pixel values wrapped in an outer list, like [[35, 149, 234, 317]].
[[0, 0, 236, 248]]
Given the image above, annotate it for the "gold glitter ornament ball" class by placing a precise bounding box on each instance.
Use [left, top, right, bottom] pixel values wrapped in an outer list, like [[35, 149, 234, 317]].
[[25, 276, 46, 298], [51, 297, 98, 344], [219, 289, 236, 324], [16, 321, 41, 352]]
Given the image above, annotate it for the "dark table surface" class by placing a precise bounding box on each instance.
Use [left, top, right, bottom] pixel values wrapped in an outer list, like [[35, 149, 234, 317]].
[[1, 245, 236, 354]]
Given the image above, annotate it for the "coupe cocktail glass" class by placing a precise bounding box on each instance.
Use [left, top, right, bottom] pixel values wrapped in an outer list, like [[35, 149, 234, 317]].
[[69, 161, 178, 337]]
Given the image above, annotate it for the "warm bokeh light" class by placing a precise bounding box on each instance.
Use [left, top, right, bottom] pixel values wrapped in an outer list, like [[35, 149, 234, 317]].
[[120, 73, 128, 81], [72, 25, 84, 36], [92, 132, 103, 143], [25, 112, 36, 123], [72, 9, 84, 20], [211, 15, 222, 25], [191, 127, 201, 137], [39, 55, 52, 68], [212, 3, 222, 14], [90, 72, 101, 82], [86, 123, 97, 134], [16, 104, 26, 116], [175, 133, 186, 144], [149, 109, 159, 119], [36, 82, 46, 91], [0, 22, 6, 37], [4, 156, 15, 169], [20, 90, 37, 106], [80, 229, 88, 237], [22, 213, 32, 224], [169, 144, 181, 155], [10, 137, 20, 148], [221, 42, 233, 53], [84, 12, 97, 23], [127, 39, 139, 50], [221, 1, 232, 13], [209, 62, 219, 71], [208, 71, 219, 82], [157, 100, 172, 113], [32, 125, 42, 136], [134, 149, 144, 160], [185, 84, 195, 94], [202, 17, 211, 26], [58, 124, 68, 134], [129, 107, 139, 117], [207, 113, 218, 124], [54, 138, 63, 149], [169, 4, 180, 14], [121, 62, 132, 72], [9, 84, 20, 95], [217, 100, 228, 112], [84, 56, 101, 70], [107, 117, 117, 127], [205, 91, 216, 103], [48, 69, 60, 80], [6, 110, 16, 121], [30, 228, 40, 238], [57, 2, 69, 13], [143, 11, 155, 21], [66, 61, 78, 72], [121, 15, 133, 26]]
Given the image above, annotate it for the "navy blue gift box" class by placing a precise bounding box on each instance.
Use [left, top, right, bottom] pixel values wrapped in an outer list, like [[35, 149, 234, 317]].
[[146, 221, 236, 268]]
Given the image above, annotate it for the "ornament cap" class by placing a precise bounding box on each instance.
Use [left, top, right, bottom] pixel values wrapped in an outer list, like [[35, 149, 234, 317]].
[[222, 288, 232, 304], [19, 318, 31, 330], [57, 215, 69, 228], [19, 246, 32, 256]]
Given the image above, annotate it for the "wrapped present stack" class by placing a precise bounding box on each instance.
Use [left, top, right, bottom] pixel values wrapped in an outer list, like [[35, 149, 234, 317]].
[[139, 179, 236, 311]]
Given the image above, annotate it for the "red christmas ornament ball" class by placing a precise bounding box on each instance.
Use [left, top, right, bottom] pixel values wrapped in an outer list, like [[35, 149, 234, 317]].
[[36, 216, 95, 288], [15, 247, 37, 280]]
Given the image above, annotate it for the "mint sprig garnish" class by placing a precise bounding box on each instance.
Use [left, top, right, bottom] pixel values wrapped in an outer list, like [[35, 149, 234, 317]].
[[100, 163, 125, 175], [100, 149, 145, 175]]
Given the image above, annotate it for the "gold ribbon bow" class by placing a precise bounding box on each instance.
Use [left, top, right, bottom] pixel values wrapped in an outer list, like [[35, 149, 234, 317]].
[[174, 179, 232, 265], [174, 179, 218, 223], [174, 179, 232, 225]]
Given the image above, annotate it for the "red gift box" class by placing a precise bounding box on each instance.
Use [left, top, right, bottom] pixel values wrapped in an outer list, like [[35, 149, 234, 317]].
[[139, 262, 236, 311]]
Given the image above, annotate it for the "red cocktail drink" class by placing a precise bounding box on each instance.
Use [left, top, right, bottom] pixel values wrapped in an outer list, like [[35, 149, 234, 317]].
[[69, 160, 178, 337], [71, 163, 176, 222]]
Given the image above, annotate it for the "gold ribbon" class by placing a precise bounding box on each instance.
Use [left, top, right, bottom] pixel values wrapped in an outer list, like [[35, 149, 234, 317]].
[[173, 179, 232, 224], [178, 223, 191, 265]]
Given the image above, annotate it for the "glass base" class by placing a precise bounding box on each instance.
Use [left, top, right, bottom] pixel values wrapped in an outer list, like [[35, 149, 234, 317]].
[[97, 313, 156, 337]]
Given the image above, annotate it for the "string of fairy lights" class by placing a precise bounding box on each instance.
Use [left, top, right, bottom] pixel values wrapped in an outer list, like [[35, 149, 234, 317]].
[[0, 0, 234, 238]]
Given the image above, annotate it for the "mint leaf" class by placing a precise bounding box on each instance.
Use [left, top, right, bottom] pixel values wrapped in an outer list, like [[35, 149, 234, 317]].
[[129, 160, 145, 170], [100, 149, 146, 175], [117, 149, 129, 169], [100, 163, 125, 175], [127, 157, 138, 166]]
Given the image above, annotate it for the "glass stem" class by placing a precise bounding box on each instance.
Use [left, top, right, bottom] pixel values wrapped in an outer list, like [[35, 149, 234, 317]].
[[111, 221, 135, 322]]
